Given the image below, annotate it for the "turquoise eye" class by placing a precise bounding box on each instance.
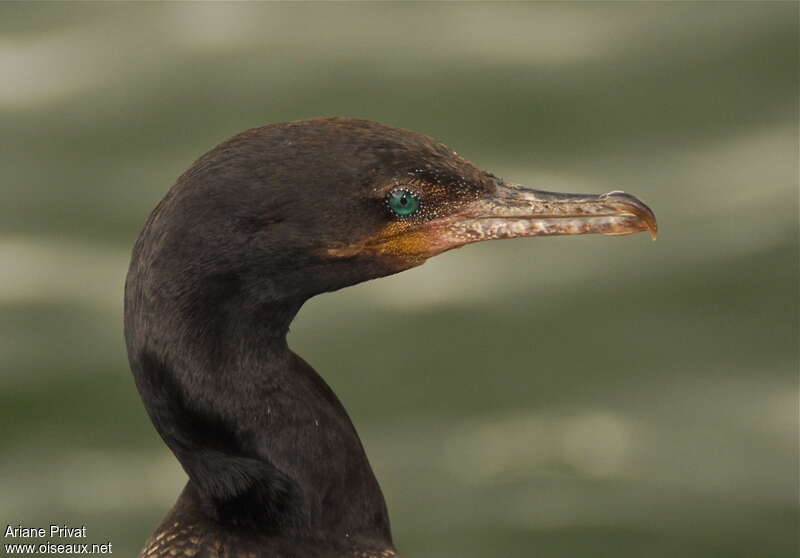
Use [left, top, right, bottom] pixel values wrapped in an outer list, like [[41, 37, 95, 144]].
[[386, 189, 420, 217]]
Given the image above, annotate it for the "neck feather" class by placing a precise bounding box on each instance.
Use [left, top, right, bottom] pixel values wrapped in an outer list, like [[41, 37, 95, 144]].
[[126, 284, 391, 542]]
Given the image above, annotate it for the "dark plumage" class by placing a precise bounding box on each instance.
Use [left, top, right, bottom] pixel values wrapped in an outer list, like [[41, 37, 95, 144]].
[[125, 118, 656, 557]]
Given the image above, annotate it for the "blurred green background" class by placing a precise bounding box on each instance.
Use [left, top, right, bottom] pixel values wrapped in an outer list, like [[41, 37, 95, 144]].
[[1, 2, 797, 557]]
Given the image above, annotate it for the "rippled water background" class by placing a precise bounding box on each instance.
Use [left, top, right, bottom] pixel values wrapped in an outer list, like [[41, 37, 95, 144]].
[[1, 3, 797, 557]]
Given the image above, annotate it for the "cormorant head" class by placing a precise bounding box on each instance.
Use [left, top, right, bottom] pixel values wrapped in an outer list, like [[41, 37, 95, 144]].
[[125, 118, 657, 533], [134, 117, 656, 307]]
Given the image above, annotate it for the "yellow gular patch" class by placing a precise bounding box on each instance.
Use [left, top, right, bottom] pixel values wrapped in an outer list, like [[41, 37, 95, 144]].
[[327, 220, 449, 267]]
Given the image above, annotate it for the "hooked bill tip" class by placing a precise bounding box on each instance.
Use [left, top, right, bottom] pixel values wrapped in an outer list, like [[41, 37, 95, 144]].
[[602, 191, 658, 241]]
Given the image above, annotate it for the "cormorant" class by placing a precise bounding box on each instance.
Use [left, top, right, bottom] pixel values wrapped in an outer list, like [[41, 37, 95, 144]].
[[125, 117, 656, 558]]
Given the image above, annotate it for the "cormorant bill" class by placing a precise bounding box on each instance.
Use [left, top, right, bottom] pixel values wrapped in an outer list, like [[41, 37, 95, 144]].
[[124, 117, 657, 558]]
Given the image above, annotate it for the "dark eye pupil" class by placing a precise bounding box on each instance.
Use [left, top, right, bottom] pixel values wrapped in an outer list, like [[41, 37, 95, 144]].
[[386, 189, 420, 217]]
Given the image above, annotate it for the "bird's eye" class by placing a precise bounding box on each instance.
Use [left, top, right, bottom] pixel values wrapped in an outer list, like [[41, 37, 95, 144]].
[[386, 189, 420, 218]]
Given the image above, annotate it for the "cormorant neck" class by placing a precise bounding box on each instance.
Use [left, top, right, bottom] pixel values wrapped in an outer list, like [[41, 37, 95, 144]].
[[127, 286, 392, 544]]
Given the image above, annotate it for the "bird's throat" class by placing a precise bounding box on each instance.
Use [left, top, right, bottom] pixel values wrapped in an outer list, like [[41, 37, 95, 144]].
[[128, 294, 392, 543]]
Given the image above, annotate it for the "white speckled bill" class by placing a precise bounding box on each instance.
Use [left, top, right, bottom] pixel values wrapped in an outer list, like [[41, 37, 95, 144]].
[[444, 184, 658, 246]]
